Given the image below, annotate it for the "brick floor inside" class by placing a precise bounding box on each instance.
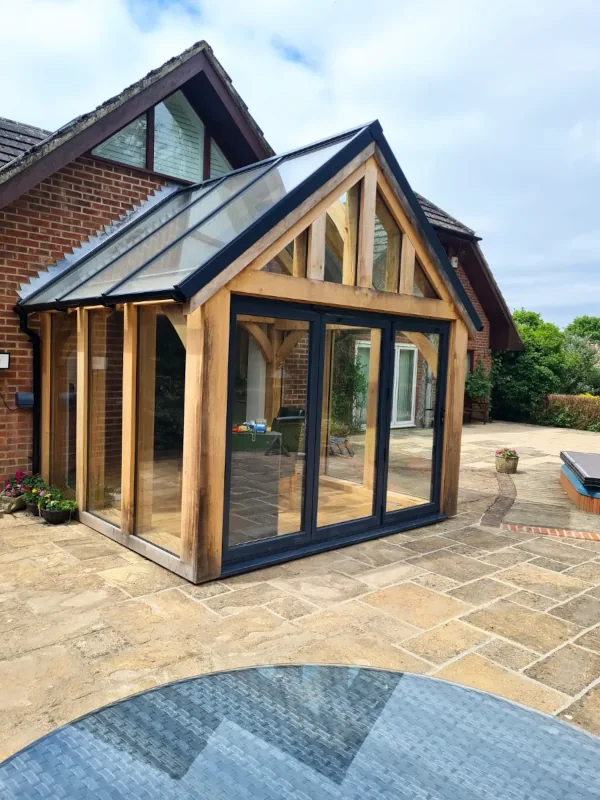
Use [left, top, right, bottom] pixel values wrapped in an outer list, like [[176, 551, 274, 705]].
[[1, 421, 600, 760]]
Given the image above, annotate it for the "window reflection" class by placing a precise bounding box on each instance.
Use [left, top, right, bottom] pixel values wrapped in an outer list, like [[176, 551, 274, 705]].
[[317, 325, 381, 527], [229, 315, 310, 546], [386, 331, 439, 511], [50, 313, 77, 496], [324, 183, 360, 284], [134, 305, 186, 555], [87, 309, 124, 523]]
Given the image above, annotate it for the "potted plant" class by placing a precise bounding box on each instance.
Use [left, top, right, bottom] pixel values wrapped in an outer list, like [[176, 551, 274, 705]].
[[495, 447, 519, 474], [22, 474, 47, 516], [39, 489, 77, 524], [0, 471, 27, 513]]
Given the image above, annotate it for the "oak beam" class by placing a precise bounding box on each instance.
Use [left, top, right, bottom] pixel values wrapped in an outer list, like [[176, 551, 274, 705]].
[[197, 288, 230, 581], [120, 304, 138, 535], [239, 321, 273, 363], [228, 270, 457, 321], [440, 319, 468, 516], [75, 308, 89, 513], [180, 306, 203, 572], [307, 214, 326, 280], [398, 236, 416, 295], [356, 160, 377, 288]]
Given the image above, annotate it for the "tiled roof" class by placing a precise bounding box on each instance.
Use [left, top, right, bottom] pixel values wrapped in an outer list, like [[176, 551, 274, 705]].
[[415, 192, 475, 238], [0, 117, 50, 168]]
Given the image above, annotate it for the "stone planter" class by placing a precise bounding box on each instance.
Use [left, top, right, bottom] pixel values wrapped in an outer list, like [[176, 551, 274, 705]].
[[26, 502, 40, 516], [40, 508, 71, 525], [496, 455, 519, 474], [0, 495, 25, 514]]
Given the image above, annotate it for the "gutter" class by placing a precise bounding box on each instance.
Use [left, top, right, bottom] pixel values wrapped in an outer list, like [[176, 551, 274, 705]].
[[14, 306, 40, 474]]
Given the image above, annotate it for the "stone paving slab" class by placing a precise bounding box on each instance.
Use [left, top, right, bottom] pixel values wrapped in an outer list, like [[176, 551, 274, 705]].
[[1, 421, 600, 762]]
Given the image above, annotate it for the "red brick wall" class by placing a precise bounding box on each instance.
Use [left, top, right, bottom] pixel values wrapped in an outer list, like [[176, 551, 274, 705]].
[[455, 261, 491, 374], [0, 157, 166, 479]]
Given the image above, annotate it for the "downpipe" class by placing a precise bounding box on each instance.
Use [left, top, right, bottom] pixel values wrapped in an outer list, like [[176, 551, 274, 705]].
[[14, 305, 41, 474]]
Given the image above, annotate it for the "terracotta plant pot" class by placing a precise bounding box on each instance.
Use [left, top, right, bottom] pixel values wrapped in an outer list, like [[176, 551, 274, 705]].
[[40, 508, 71, 525], [496, 455, 519, 474], [26, 502, 40, 516]]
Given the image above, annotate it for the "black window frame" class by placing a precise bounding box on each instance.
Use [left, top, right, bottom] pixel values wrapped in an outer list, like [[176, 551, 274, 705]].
[[221, 295, 449, 572]]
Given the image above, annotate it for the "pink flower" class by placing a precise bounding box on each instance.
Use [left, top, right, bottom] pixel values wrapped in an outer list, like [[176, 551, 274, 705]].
[[15, 471, 24, 480]]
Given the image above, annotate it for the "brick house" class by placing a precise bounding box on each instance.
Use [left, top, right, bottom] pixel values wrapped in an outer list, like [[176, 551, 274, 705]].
[[0, 41, 519, 483]]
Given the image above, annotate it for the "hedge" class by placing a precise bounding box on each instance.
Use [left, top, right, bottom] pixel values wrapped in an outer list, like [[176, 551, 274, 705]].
[[540, 394, 600, 432]]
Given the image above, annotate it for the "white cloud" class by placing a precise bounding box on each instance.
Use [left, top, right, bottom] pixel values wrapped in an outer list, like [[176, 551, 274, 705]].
[[2, 0, 600, 326]]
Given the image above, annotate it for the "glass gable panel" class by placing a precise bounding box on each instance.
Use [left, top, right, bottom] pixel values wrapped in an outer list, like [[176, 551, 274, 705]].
[[92, 116, 147, 168], [108, 138, 349, 297], [210, 139, 232, 177], [323, 183, 360, 285], [372, 194, 401, 292], [61, 163, 269, 302], [413, 259, 439, 298], [154, 92, 204, 182]]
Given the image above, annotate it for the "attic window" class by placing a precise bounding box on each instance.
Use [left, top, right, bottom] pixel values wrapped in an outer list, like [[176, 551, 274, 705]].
[[91, 90, 232, 182]]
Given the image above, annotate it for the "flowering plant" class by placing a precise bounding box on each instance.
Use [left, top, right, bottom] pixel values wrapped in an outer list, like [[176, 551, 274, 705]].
[[22, 475, 47, 503], [496, 447, 518, 459], [2, 471, 26, 498]]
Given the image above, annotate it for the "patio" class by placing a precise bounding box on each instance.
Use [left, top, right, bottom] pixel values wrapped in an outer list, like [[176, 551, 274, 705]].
[[1, 421, 600, 762]]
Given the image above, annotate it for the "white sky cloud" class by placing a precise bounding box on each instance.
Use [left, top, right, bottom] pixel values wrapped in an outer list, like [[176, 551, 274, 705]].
[[2, 0, 599, 326]]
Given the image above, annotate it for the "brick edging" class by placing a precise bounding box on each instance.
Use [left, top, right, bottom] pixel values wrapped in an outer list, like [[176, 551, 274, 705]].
[[501, 523, 600, 542]]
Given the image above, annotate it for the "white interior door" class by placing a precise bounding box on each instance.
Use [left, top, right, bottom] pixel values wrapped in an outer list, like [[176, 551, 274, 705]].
[[391, 344, 417, 427]]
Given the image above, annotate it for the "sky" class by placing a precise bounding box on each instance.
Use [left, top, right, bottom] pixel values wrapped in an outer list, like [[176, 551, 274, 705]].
[[2, 0, 599, 327]]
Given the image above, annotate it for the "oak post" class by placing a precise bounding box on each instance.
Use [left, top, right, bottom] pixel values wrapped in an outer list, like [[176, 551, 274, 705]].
[[440, 319, 468, 516], [75, 308, 89, 513], [356, 160, 377, 288], [120, 304, 138, 535]]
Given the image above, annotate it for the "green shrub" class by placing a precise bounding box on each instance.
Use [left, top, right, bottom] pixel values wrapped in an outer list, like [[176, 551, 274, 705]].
[[465, 360, 492, 402], [540, 394, 600, 432]]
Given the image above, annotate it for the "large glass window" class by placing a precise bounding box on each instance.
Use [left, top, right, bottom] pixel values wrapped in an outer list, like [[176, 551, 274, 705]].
[[49, 313, 77, 495], [324, 184, 360, 284], [228, 315, 310, 547], [317, 325, 381, 527], [92, 117, 147, 169], [372, 194, 401, 292], [386, 330, 439, 511], [134, 305, 186, 555], [87, 309, 124, 524], [154, 92, 204, 182]]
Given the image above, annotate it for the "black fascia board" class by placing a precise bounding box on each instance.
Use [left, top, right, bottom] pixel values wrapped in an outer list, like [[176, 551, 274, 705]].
[[369, 121, 482, 330], [175, 125, 373, 300]]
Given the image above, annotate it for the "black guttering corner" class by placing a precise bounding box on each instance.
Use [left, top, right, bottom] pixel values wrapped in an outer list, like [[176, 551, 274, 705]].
[[369, 120, 482, 331]]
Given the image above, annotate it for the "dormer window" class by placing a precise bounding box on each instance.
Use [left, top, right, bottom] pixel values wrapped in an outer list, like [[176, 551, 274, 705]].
[[92, 90, 231, 182]]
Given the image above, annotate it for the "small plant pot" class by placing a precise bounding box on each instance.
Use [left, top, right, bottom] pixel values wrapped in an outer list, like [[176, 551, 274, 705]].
[[40, 508, 71, 525], [496, 455, 519, 474], [26, 502, 40, 517]]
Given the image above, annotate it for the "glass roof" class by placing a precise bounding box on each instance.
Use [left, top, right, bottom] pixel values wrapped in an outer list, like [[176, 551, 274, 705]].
[[22, 129, 361, 308]]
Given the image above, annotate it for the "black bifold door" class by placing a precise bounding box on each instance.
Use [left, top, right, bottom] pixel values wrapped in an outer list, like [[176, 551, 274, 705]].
[[223, 297, 448, 566]]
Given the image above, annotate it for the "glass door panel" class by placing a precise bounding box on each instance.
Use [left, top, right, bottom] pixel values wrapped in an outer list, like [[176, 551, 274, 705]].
[[228, 314, 310, 547], [386, 330, 439, 513], [317, 325, 381, 528]]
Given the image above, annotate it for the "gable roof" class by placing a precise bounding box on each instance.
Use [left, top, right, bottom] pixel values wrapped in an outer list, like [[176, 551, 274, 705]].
[[0, 117, 51, 169], [0, 41, 273, 210], [18, 120, 482, 333], [416, 193, 476, 239]]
